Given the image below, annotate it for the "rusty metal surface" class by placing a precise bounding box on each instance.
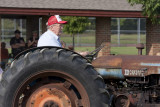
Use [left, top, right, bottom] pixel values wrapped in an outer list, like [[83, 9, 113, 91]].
[[121, 55, 160, 77], [92, 55, 160, 77], [26, 83, 72, 107], [92, 55, 122, 68], [136, 43, 144, 55], [14, 70, 90, 107]]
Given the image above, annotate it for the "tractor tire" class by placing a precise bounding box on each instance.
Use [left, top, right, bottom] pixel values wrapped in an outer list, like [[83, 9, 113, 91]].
[[0, 47, 109, 107]]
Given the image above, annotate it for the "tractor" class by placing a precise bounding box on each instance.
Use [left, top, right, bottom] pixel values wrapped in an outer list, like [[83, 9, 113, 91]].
[[0, 45, 159, 107]]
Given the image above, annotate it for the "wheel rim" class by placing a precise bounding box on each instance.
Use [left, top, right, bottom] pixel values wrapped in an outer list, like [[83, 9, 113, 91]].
[[13, 70, 90, 107], [26, 84, 72, 107]]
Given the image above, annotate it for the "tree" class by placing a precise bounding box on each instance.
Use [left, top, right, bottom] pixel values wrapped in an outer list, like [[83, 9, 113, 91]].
[[128, 0, 160, 24], [62, 16, 89, 50]]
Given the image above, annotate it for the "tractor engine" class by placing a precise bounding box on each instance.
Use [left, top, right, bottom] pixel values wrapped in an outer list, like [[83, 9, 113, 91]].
[[92, 55, 160, 107]]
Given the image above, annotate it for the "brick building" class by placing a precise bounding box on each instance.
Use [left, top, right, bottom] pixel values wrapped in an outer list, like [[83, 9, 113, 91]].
[[0, 0, 160, 60]]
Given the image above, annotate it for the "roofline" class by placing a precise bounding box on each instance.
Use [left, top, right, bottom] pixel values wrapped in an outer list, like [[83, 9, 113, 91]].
[[0, 8, 144, 18]]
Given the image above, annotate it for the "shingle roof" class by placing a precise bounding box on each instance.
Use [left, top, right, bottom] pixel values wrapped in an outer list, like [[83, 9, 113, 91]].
[[0, 0, 142, 11]]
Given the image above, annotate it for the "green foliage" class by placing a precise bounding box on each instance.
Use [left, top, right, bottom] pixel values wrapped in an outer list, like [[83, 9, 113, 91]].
[[120, 19, 126, 26], [111, 18, 126, 30], [111, 18, 146, 31], [61, 16, 90, 48], [62, 16, 90, 35], [128, 0, 160, 24], [121, 19, 137, 30], [4, 19, 14, 29]]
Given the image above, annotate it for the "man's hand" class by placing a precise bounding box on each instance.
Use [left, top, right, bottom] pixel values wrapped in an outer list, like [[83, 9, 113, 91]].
[[79, 51, 89, 57], [12, 43, 25, 48]]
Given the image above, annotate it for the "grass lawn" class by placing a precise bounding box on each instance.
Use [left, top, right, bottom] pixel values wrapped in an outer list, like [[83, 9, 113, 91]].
[[61, 34, 146, 44], [111, 47, 146, 55], [75, 46, 146, 55], [63, 33, 146, 55], [61, 35, 95, 44], [111, 34, 146, 44]]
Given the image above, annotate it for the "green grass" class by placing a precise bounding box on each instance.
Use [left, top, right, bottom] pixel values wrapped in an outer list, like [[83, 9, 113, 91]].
[[111, 47, 146, 55], [75, 46, 146, 55], [62, 33, 146, 55], [61, 34, 146, 44], [61, 35, 95, 44], [111, 34, 146, 44]]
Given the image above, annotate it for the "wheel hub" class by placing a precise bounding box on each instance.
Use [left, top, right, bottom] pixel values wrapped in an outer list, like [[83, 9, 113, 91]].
[[43, 100, 59, 107], [26, 83, 72, 107]]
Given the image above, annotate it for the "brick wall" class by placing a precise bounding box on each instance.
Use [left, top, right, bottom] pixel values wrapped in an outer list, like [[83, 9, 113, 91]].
[[96, 17, 111, 56], [26, 16, 39, 41], [97, 42, 110, 57], [146, 19, 160, 55], [42, 16, 49, 34]]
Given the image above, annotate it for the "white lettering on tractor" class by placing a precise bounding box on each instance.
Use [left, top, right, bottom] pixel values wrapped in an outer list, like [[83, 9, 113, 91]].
[[124, 69, 146, 76], [124, 69, 129, 75]]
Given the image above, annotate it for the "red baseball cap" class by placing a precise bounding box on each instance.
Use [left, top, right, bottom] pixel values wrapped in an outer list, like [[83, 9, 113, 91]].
[[47, 15, 67, 26]]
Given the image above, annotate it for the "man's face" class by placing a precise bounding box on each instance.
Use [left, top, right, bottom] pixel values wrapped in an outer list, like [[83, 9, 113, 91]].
[[53, 24, 63, 36], [15, 33, 20, 39]]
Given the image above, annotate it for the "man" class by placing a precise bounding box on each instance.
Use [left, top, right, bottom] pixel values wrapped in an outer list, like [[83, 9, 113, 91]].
[[10, 30, 25, 58], [38, 15, 67, 47]]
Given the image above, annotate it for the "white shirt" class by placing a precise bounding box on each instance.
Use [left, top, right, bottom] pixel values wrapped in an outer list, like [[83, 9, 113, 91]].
[[0, 67, 3, 74], [37, 30, 61, 47]]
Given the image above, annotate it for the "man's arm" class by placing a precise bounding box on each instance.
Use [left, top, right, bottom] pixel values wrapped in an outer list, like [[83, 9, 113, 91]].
[[11, 44, 20, 48], [10, 38, 25, 48], [10, 38, 18, 48], [19, 41, 25, 47], [19, 38, 25, 47]]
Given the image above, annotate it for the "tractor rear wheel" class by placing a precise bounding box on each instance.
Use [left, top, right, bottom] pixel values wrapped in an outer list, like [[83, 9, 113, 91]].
[[0, 48, 109, 107]]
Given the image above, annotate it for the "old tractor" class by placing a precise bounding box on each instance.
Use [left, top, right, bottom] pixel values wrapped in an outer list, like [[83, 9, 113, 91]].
[[0, 45, 160, 107]]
